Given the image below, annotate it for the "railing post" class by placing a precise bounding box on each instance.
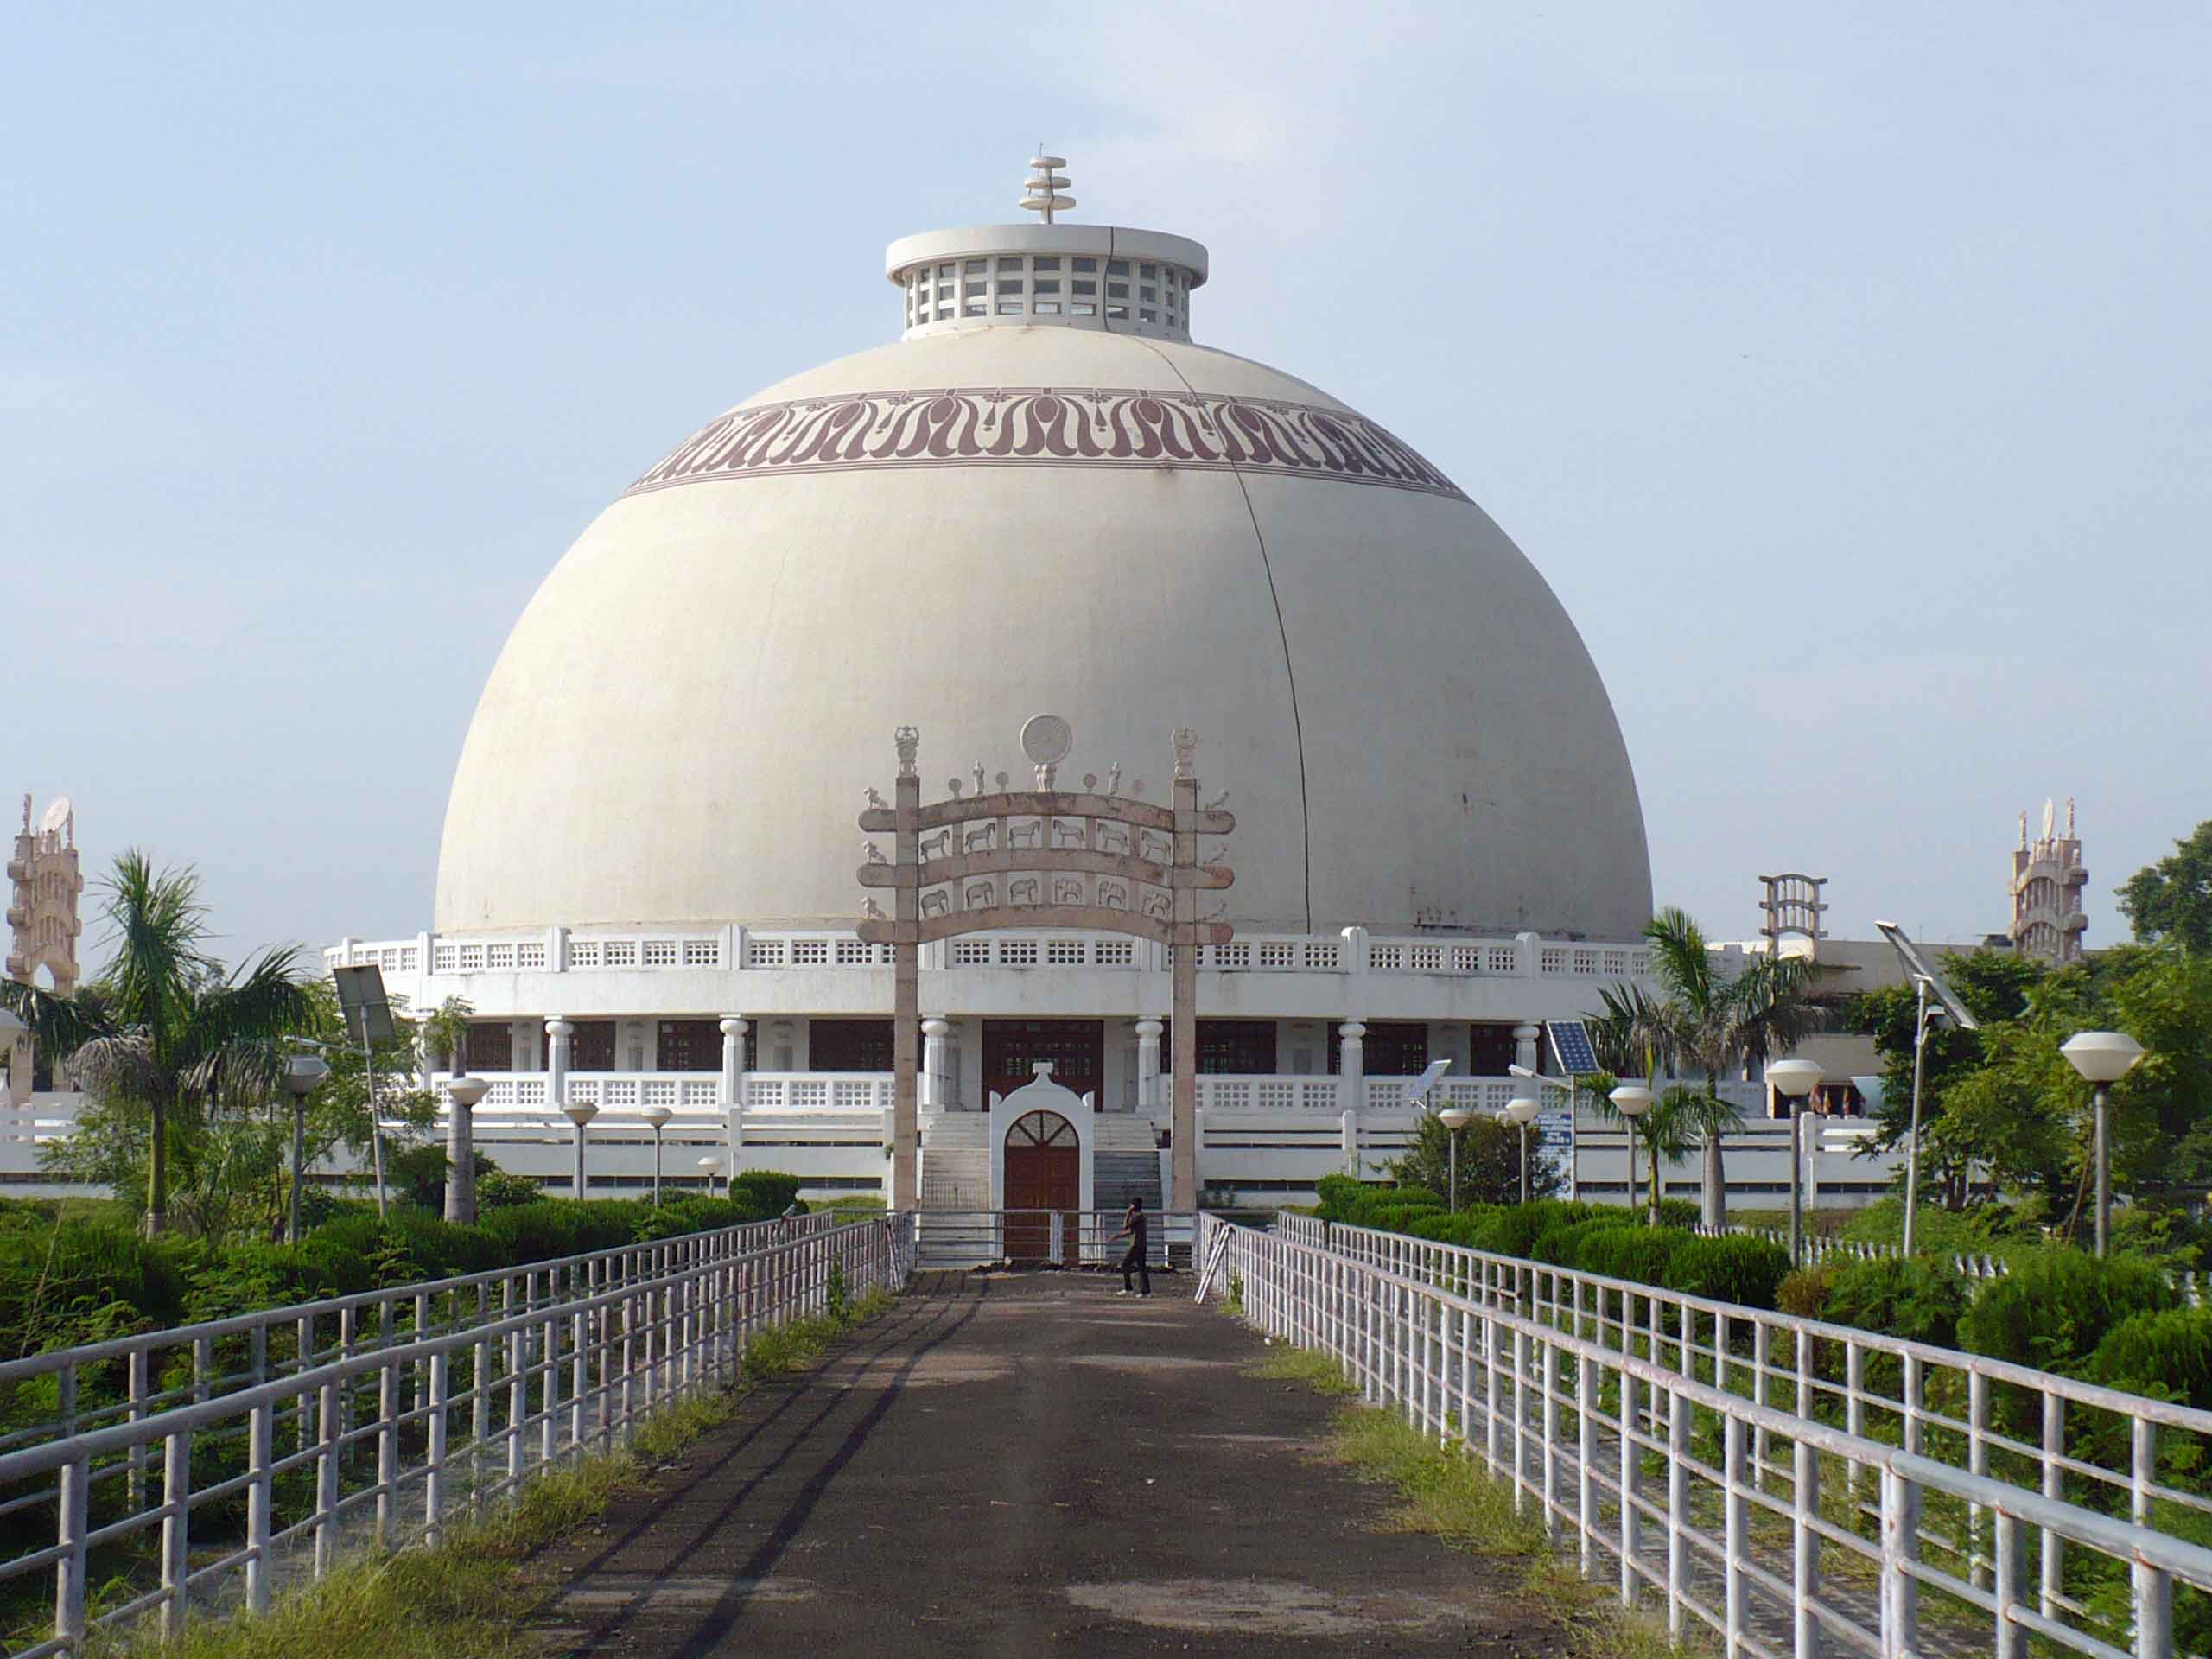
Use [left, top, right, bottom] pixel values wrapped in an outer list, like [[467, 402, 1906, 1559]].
[[1577, 1352, 1597, 1576], [1794, 1438, 1822, 1659], [128, 1345, 150, 1512], [1724, 1414, 1746, 1658], [1619, 1368, 1640, 1607], [161, 1430, 190, 1637], [246, 1400, 274, 1613], [427, 1350, 449, 1547], [1880, 1466, 1921, 1659], [1993, 1509, 2024, 1659], [315, 1379, 340, 1577], [377, 1359, 398, 1548], [55, 1455, 88, 1649], [2041, 1391, 2063, 1619], [1667, 1382, 1689, 1641]]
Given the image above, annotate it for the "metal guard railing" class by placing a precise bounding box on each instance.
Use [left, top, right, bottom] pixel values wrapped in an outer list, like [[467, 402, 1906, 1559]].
[[0, 1213, 914, 1657], [1230, 1214, 2212, 1659]]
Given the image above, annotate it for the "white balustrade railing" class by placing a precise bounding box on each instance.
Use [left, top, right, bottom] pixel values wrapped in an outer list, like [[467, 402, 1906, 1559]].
[[0, 1211, 904, 1657], [1243, 1215, 2212, 1657], [331, 927, 1656, 982]]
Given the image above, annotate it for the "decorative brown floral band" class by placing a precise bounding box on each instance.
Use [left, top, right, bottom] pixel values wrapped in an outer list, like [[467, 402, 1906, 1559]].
[[625, 386, 1469, 502]]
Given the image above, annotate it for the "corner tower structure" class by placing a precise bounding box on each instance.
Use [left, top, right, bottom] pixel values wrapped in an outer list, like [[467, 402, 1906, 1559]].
[[341, 162, 1657, 1212]]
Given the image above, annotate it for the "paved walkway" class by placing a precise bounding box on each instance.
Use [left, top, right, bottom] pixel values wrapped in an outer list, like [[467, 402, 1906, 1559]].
[[525, 1271, 1554, 1656]]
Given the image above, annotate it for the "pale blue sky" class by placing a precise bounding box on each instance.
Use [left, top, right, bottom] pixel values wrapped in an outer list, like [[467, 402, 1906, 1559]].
[[6, 3, 2207, 963]]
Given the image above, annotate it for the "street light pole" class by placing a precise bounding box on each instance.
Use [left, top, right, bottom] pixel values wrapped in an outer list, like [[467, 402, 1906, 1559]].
[[1506, 1096, 1541, 1205], [563, 1102, 599, 1200], [1766, 1059, 1824, 1267], [444, 1076, 490, 1224], [1438, 1106, 1473, 1211], [283, 1054, 329, 1244], [1610, 1084, 1651, 1224], [2061, 1031, 2145, 1259], [642, 1104, 674, 1205], [1903, 976, 1935, 1256], [697, 1156, 722, 1198]]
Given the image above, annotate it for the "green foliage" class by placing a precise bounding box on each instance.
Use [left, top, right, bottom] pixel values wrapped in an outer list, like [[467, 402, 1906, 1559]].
[[729, 1170, 804, 1217], [1838, 1198, 2031, 1258], [1574, 1225, 1688, 1286], [0, 1218, 193, 1357], [1775, 1262, 1839, 1321], [471, 1166, 542, 1210], [1661, 1234, 1793, 1309], [1957, 1249, 2180, 1373], [2084, 1306, 2212, 1410], [2118, 818, 2212, 953], [1818, 1257, 1972, 1350], [1389, 1112, 1565, 1208], [1529, 1217, 1621, 1267], [1466, 1198, 1596, 1259]]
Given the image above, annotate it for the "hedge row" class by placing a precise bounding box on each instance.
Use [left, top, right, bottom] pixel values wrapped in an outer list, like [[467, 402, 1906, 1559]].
[[1312, 1176, 2209, 1411], [0, 1171, 808, 1361]]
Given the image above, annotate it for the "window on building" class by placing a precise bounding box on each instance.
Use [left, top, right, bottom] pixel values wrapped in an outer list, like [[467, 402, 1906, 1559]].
[[808, 1019, 895, 1073], [1161, 1020, 1279, 1076], [465, 1023, 513, 1073], [568, 1020, 617, 1071], [656, 1019, 727, 1073], [1329, 1020, 1428, 1077], [1468, 1022, 1518, 1077]]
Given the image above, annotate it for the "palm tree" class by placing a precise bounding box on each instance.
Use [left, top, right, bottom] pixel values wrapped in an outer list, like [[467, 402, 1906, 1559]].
[[0, 852, 312, 1234], [1617, 908, 1822, 1228]]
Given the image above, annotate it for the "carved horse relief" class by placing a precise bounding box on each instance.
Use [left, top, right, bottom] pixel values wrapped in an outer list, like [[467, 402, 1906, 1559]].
[[919, 828, 952, 861], [964, 822, 999, 854], [1139, 831, 1171, 863], [1051, 820, 1087, 849], [1007, 819, 1041, 849], [1096, 823, 1131, 855]]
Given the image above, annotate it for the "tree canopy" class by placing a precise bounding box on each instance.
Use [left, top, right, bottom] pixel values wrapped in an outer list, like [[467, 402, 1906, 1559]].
[[2118, 818, 2212, 953]]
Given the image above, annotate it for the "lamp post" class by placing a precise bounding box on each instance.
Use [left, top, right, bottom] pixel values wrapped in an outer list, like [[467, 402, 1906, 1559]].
[[1902, 976, 1944, 1256], [2061, 1031, 2145, 1259], [1437, 1105, 1473, 1211], [1506, 1095, 1542, 1205], [563, 1102, 599, 1200], [697, 1155, 722, 1197], [1766, 1059, 1824, 1267], [641, 1103, 674, 1205], [283, 1053, 329, 1244], [1610, 1084, 1652, 1223], [444, 1076, 489, 1224]]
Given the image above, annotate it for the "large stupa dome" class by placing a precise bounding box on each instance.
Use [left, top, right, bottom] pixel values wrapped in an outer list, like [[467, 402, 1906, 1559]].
[[435, 168, 1651, 939]]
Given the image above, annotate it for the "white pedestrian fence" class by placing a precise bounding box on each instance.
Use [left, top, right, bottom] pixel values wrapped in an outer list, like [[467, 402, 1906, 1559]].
[[0, 1212, 913, 1657], [1223, 1214, 2212, 1659]]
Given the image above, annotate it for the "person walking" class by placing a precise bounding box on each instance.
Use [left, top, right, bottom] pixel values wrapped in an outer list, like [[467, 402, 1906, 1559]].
[[1113, 1195, 1151, 1296]]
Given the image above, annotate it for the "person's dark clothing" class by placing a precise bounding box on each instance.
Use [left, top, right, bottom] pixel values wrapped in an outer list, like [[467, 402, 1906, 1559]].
[[1120, 1205, 1150, 1294]]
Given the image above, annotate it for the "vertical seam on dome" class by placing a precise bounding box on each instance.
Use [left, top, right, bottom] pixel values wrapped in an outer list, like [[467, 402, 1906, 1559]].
[[1130, 338, 1313, 932]]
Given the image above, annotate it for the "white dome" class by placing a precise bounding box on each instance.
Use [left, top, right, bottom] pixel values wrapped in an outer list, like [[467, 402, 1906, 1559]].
[[435, 227, 1650, 940]]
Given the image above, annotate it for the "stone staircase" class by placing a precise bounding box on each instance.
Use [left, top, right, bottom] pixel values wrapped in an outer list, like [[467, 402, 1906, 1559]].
[[918, 1112, 990, 1211], [1092, 1115, 1165, 1214]]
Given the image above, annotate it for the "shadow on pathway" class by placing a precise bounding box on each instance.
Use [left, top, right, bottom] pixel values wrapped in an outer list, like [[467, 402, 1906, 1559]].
[[525, 1271, 1555, 1656]]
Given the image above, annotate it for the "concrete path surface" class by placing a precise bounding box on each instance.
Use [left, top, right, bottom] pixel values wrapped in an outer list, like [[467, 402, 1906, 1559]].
[[524, 1271, 1557, 1656]]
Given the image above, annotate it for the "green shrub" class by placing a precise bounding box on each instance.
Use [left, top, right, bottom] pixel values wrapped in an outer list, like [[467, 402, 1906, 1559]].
[[1467, 1199, 1598, 1260], [1957, 1249, 2180, 1374], [1575, 1225, 1688, 1286], [1530, 1217, 1624, 1268], [728, 1171, 804, 1220], [1656, 1198, 1703, 1230], [1820, 1258, 1972, 1351], [1313, 1173, 1365, 1222], [2083, 1306, 2212, 1409], [1662, 1235, 1793, 1310], [473, 1166, 542, 1210], [0, 1221, 193, 1352], [1775, 1263, 1839, 1321]]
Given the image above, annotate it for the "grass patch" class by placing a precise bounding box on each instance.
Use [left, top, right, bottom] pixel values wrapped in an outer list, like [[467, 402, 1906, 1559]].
[[1244, 1342, 1358, 1396], [86, 1287, 898, 1659]]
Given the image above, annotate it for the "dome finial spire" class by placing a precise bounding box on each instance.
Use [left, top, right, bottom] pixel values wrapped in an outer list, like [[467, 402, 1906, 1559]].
[[1020, 151, 1074, 224]]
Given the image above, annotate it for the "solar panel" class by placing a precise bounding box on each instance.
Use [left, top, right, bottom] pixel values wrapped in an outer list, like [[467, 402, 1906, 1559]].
[[1547, 1019, 1600, 1077]]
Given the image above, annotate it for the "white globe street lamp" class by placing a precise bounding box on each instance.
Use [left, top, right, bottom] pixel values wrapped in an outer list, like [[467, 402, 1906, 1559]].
[[1766, 1059, 1824, 1266], [1437, 1105, 1474, 1211], [1610, 1084, 1653, 1224], [445, 1076, 491, 1224], [562, 1101, 600, 1200], [2061, 1031, 2145, 1259], [283, 1053, 330, 1243], [1506, 1095, 1542, 1205], [697, 1155, 722, 1198], [641, 1103, 675, 1205]]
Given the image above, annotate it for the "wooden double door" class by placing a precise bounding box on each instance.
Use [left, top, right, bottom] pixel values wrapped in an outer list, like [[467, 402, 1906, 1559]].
[[1003, 1110, 1079, 1262]]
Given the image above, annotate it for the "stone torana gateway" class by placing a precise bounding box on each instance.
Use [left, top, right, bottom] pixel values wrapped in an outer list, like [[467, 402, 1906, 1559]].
[[333, 158, 1660, 1215]]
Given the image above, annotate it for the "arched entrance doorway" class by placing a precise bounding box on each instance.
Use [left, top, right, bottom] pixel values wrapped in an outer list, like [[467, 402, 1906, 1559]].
[[1003, 1110, 1078, 1262]]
